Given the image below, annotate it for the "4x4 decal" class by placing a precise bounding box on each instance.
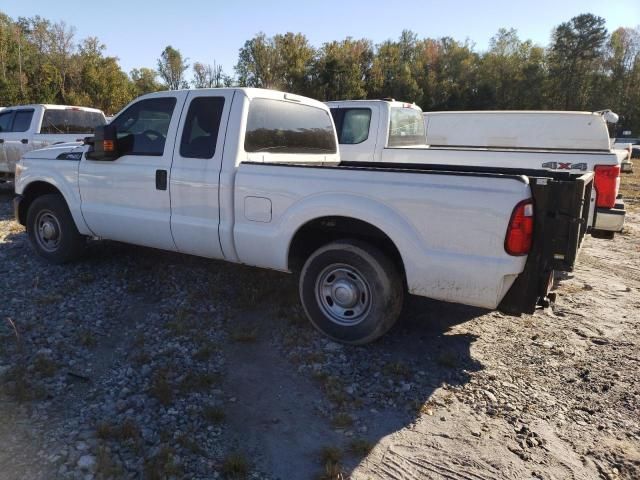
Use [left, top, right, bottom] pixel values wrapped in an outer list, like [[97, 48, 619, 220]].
[[541, 161, 588, 171]]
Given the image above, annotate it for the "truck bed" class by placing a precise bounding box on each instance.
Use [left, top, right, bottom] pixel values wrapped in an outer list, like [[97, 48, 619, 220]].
[[235, 160, 593, 315]]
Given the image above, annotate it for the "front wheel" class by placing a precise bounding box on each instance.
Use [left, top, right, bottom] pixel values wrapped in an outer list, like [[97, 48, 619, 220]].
[[299, 240, 404, 345], [26, 194, 86, 264]]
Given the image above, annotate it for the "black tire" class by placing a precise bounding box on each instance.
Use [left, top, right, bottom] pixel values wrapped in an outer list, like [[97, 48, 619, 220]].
[[299, 239, 403, 345], [26, 194, 86, 264]]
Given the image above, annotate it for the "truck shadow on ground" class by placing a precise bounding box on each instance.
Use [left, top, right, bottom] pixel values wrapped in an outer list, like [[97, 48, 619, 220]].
[[226, 299, 483, 478]]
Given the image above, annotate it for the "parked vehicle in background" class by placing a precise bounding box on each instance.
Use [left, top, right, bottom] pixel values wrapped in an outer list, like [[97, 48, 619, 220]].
[[613, 137, 638, 172], [0, 104, 106, 181], [325, 100, 625, 239], [14, 88, 593, 344]]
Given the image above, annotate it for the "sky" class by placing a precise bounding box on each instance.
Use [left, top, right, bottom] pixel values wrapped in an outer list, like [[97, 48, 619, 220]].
[[2, 0, 639, 79]]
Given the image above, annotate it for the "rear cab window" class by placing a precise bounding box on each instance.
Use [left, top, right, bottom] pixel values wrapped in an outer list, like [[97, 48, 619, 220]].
[[40, 108, 105, 134], [245, 98, 336, 154], [388, 106, 426, 147]]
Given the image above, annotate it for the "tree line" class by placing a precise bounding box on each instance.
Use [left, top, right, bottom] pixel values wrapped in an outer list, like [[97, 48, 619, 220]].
[[0, 11, 638, 134]]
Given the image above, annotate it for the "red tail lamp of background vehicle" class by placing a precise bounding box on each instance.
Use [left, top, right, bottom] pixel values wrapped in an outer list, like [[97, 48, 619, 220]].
[[505, 200, 534, 256], [593, 165, 620, 208]]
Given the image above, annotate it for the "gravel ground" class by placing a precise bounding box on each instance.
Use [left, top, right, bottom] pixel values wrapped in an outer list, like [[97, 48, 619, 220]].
[[1, 179, 639, 480]]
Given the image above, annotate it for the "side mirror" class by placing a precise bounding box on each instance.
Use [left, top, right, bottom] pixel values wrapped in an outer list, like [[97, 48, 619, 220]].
[[86, 124, 119, 161]]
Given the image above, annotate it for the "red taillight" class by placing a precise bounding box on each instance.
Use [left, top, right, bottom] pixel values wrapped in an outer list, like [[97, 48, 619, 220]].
[[594, 165, 620, 208], [505, 200, 534, 256]]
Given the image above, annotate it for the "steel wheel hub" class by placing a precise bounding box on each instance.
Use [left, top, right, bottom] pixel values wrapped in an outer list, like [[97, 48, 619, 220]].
[[35, 211, 62, 252], [315, 264, 372, 326]]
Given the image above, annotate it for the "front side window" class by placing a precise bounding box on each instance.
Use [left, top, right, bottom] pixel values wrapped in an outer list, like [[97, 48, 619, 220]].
[[180, 97, 225, 159], [388, 107, 426, 147], [333, 108, 371, 145], [110, 97, 177, 156], [12, 110, 34, 132], [245, 98, 336, 154], [0, 111, 12, 132], [41, 109, 105, 134]]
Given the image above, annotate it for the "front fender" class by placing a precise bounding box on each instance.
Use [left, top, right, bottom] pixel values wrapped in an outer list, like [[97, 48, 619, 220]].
[[16, 161, 92, 236]]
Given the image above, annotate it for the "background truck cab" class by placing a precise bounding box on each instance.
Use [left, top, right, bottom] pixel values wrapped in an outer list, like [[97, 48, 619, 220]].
[[0, 104, 106, 181]]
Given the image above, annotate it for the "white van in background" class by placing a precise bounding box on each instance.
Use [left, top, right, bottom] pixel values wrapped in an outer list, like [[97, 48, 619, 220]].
[[0, 104, 106, 181]]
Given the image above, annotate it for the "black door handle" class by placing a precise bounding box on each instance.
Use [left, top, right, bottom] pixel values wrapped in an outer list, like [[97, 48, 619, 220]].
[[21, 139, 28, 144], [156, 170, 167, 190]]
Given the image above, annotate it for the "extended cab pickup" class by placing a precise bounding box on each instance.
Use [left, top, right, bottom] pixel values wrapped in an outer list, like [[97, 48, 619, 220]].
[[0, 104, 106, 181], [15, 89, 593, 344], [327, 100, 626, 239]]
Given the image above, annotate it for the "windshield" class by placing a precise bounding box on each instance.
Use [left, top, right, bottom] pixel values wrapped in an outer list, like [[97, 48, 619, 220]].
[[388, 107, 426, 147]]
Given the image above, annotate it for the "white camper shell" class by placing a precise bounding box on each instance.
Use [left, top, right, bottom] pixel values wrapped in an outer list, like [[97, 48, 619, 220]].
[[423, 110, 614, 151]]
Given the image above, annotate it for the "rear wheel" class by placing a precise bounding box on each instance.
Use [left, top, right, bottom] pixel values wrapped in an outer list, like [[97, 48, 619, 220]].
[[26, 194, 86, 264], [299, 240, 403, 345]]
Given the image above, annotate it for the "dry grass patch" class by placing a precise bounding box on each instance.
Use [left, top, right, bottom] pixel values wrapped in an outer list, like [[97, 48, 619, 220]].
[[348, 438, 374, 456], [383, 361, 411, 379], [229, 324, 259, 343], [143, 446, 183, 480], [318, 446, 345, 480], [150, 369, 174, 406], [221, 452, 250, 479], [331, 413, 353, 429], [178, 371, 221, 394], [203, 405, 226, 424]]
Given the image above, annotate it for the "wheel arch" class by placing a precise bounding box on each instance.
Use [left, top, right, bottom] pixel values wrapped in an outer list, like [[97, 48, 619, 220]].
[[17, 181, 65, 225], [287, 215, 407, 287]]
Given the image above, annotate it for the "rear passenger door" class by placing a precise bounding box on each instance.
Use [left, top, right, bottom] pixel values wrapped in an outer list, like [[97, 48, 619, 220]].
[[169, 89, 234, 259], [330, 106, 379, 162]]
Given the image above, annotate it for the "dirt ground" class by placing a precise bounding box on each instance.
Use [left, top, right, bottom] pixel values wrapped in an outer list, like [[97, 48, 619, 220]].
[[0, 170, 639, 480]]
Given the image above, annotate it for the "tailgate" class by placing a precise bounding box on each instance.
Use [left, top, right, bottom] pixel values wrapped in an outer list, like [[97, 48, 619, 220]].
[[499, 172, 594, 315]]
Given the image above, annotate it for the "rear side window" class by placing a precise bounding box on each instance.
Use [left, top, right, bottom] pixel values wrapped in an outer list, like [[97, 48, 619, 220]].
[[331, 108, 371, 145], [388, 107, 426, 147], [110, 97, 177, 156], [41, 109, 105, 134], [0, 111, 12, 132], [180, 96, 225, 159], [245, 99, 336, 154], [12, 110, 34, 132]]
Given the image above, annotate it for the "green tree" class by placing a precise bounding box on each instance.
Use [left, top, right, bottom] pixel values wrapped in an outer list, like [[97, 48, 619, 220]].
[[547, 13, 608, 109], [192, 61, 226, 88], [368, 30, 422, 102], [313, 37, 373, 100], [157, 45, 189, 90], [235, 33, 280, 88], [235, 32, 314, 92], [130, 67, 164, 95]]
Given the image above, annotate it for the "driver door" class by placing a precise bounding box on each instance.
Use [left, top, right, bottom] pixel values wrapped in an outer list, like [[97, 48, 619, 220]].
[[79, 92, 188, 250]]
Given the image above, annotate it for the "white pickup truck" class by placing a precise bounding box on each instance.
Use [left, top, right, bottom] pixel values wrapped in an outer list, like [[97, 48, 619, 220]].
[[0, 104, 106, 181], [14, 88, 593, 344], [327, 100, 626, 239]]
